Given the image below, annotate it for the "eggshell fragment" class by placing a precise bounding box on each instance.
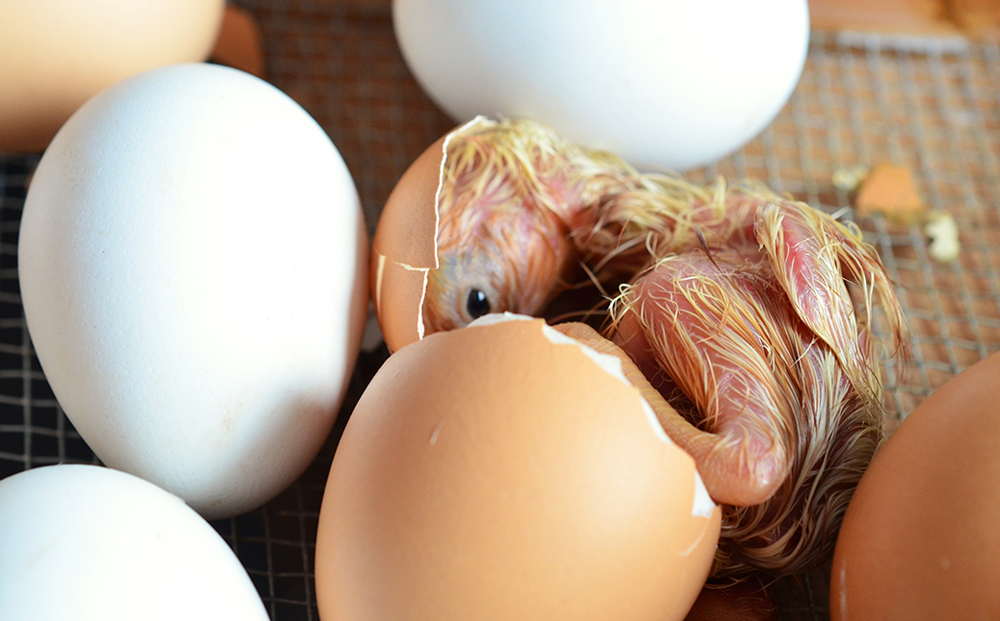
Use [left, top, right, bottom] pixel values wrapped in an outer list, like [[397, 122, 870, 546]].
[[18, 63, 368, 519], [924, 210, 960, 263], [0, 0, 225, 153], [854, 163, 925, 221], [830, 351, 1000, 619], [315, 314, 720, 621], [0, 465, 268, 621]]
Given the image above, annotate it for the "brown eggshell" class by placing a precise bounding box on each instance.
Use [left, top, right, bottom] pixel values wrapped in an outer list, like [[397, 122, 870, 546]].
[[0, 0, 224, 153], [370, 252, 428, 352], [370, 133, 447, 351], [830, 350, 1000, 620], [315, 315, 721, 620], [371, 135, 444, 271]]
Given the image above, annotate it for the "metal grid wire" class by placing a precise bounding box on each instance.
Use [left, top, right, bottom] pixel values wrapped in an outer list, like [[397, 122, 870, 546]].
[[2, 2, 1000, 618]]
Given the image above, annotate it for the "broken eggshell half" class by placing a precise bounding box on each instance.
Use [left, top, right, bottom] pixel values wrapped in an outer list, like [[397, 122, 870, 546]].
[[315, 314, 720, 620]]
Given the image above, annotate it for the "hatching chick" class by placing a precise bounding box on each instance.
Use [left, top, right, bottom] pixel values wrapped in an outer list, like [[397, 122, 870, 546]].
[[414, 116, 908, 579]]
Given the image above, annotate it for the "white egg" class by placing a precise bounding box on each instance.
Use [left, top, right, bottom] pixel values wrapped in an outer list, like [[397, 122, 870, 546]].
[[18, 64, 368, 519], [0, 465, 268, 620], [393, 0, 809, 170]]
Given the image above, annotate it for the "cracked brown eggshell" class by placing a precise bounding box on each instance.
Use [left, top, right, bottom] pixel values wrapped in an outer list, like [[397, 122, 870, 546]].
[[315, 315, 720, 621], [371, 120, 474, 354], [370, 130, 445, 352], [830, 350, 1000, 619]]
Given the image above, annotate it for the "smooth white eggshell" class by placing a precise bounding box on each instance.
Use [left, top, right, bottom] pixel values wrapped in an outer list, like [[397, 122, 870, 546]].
[[18, 64, 368, 519], [393, 0, 809, 170], [0, 465, 268, 621]]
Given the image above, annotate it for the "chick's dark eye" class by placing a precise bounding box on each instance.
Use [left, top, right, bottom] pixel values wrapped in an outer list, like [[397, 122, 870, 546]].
[[465, 288, 492, 320]]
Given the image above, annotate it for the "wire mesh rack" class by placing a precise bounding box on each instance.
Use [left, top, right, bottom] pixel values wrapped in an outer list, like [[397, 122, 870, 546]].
[[2, 2, 1000, 619]]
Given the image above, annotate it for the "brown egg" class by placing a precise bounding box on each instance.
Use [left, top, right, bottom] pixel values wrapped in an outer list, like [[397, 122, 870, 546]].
[[370, 131, 448, 352], [830, 350, 1000, 619], [315, 315, 721, 620], [0, 0, 224, 153]]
